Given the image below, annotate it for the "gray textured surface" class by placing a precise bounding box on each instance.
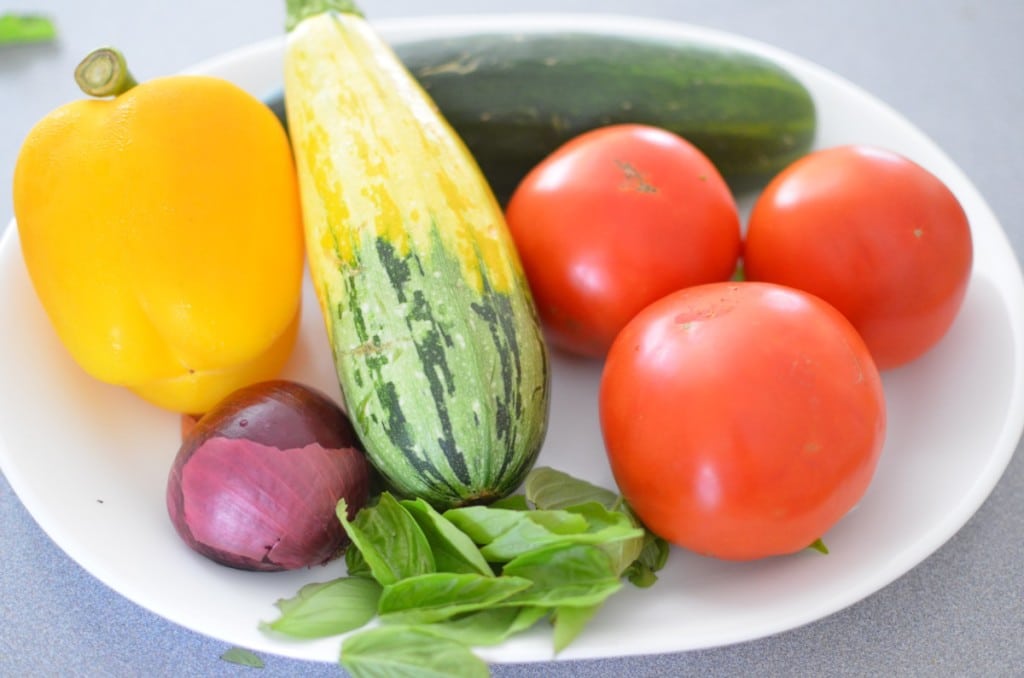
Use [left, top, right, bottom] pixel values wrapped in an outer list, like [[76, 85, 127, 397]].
[[2, 1, 1023, 676]]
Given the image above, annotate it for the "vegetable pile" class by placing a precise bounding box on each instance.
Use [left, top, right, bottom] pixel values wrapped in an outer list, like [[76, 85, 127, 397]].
[[11, 0, 976, 673], [262, 468, 667, 676]]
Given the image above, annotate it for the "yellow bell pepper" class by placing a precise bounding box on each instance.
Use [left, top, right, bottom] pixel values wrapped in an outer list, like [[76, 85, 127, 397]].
[[13, 48, 305, 414]]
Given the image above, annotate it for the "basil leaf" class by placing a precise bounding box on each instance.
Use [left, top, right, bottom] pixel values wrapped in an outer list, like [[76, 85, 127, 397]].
[[340, 625, 489, 678], [525, 466, 620, 510], [600, 533, 644, 578], [474, 503, 643, 563], [337, 494, 435, 585], [524, 509, 589, 535], [503, 543, 622, 608], [260, 577, 382, 639], [420, 606, 548, 647], [564, 501, 644, 538], [345, 542, 372, 578], [552, 603, 602, 653], [489, 493, 529, 510], [400, 498, 493, 576], [219, 646, 264, 668], [621, 530, 672, 587], [442, 505, 524, 545], [533, 474, 674, 588], [623, 560, 658, 587], [378, 572, 533, 624]]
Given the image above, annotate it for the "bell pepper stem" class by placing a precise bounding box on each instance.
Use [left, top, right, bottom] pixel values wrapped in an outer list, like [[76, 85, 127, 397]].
[[74, 47, 137, 98]]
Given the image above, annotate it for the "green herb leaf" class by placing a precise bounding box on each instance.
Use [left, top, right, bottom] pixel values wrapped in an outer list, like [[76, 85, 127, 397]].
[[340, 625, 489, 678], [486, 503, 642, 562], [219, 646, 264, 668], [378, 571, 533, 624], [600, 530, 644, 578], [489, 493, 529, 510], [525, 467, 619, 510], [503, 543, 622, 608], [345, 541, 373, 578], [400, 498, 494, 576], [476, 510, 587, 562], [442, 505, 525, 546], [445, 503, 642, 563], [420, 606, 548, 647], [524, 468, 668, 584], [267, 468, 668, 662], [0, 13, 57, 44], [337, 493, 435, 585], [552, 603, 602, 653], [260, 577, 382, 639], [618, 523, 671, 586]]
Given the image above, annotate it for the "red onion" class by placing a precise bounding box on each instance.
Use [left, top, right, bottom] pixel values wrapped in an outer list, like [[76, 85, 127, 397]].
[[166, 380, 372, 571]]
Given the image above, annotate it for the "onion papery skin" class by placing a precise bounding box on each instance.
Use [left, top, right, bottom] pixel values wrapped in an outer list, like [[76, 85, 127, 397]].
[[166, 380, 372, 571]]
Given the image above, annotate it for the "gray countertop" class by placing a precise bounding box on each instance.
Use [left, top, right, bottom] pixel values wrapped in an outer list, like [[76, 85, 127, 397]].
[[2, 1, 1022, 676]]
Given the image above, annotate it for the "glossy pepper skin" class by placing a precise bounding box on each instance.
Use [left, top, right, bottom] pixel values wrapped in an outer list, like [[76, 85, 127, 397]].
[[13, 67, 304, 414]]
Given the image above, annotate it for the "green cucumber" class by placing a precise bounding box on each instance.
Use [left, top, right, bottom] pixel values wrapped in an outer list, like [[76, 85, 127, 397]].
[[266, 29, 816, 202]]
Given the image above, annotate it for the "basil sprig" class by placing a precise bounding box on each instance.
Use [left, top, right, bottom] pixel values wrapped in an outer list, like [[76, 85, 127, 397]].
[[261, 466, 669, 677]]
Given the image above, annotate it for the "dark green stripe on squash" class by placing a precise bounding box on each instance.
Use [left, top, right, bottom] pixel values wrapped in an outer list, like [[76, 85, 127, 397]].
[[327, 225, 548, 509]]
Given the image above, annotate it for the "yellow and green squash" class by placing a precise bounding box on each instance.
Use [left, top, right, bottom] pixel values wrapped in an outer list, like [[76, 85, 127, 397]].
[[284, 0, 550, 509]]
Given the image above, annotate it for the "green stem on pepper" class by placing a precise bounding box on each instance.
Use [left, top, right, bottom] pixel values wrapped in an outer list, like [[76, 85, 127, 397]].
[[74, 47, 138, 98]]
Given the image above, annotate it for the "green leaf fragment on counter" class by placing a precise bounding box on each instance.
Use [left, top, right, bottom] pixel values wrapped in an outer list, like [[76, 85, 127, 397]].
[[219, 647, 264, 668], [341, 626, 490, 678], [0, 13, 57, 44]]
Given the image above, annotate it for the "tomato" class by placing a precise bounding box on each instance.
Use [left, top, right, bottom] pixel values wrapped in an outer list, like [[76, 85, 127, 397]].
[[743, 144, 973, 370], [599, 282, 886, 561], [505, 124, 741, 358]]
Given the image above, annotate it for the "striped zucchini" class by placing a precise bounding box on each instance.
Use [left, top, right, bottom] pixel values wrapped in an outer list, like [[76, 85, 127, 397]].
[[284, 0, 550, 508]]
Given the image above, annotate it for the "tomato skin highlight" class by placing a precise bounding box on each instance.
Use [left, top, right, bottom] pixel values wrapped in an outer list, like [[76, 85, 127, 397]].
[[506, 123, 741, 358], [744, 144, 973, 370], [599, 282, 886, 561]]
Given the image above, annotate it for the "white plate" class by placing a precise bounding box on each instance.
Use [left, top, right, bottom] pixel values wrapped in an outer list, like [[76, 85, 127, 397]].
[[2, 14, 1023, 665]]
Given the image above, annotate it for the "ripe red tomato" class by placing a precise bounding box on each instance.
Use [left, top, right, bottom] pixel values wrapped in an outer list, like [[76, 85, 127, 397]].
[[505, 124, 741, 358], [600, 281, 886, 561], [743, 144, 973, 370]]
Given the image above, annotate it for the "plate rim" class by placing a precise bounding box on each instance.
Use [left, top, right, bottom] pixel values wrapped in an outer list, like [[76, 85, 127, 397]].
[[3, 11, 1023, 664]]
